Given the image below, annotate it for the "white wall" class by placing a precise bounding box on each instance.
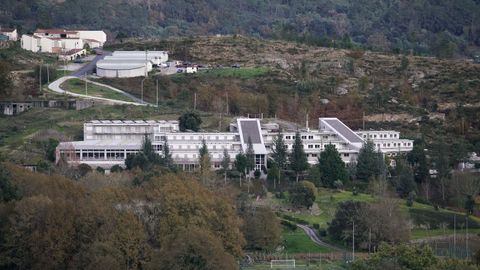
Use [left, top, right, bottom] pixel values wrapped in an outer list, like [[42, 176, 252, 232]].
[[21, 35, 40, 52], [77, 31, 107, 46], [62, 39, 84, 51]]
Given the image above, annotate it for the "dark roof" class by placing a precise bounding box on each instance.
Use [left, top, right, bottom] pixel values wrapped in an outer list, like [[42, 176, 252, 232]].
[[240, 120, 262, 144], [324, 119, 363, 143]]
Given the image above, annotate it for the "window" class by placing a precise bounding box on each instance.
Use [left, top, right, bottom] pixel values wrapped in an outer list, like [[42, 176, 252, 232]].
[[286, 136, 291, 140], [308, 145, 313, 149], [301, 136, 307, 139], [315, 145, 320, 148], [312, 154, 318, 157], [343, 153, 350, 157], [308, 136, 314, 140], [374, 135, 377, 138]]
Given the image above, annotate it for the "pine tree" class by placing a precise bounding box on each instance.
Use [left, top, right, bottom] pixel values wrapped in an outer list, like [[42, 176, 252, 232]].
[[317, 144, 347, 188], [356, 140, 385, 182], [221, 148, 230, 184], [290, 131, 309, 182], [199, 139, 211, 184], [271, 132, 287, 185], [162, 138, 174, 169], [235, 150, 247, 186], [407, 140, 428, 183], [245, 137, 255, 175]]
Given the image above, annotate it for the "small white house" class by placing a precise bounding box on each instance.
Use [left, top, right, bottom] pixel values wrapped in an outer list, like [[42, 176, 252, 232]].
[[59, 49, 86, 61], [186, 66, 198, 73], [0, 27, 17, 41]]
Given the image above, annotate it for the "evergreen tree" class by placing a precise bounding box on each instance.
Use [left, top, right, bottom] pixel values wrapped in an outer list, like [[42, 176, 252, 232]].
[[235, 151, 247, 176], [162, 138, 174, 169], [317, 144, 348, 188], [356, 140, 385, 182], [289, 132, 308, 182], [407, 140, 429, 183], [392, 158, 416, 198], [199, 139, 211, 184], [221, 148, 230, 184], [245, 137, 255, 175], [271, 132, 288, 184], [179, 112, 202, 132]]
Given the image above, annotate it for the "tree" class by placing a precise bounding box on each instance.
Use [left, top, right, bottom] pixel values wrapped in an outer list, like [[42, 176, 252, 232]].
[[271, 132, 287, 185], [317, 144, 348, 188], [289, 132, 309, 182], [0, 61, 12, 97], [125, 135, 160, 171], [161, 138, 174, 169], [289, 181, 317, 209], [241, 206, 281, 251], [221, 148, 230, 184], [328, 201, 367, 247], [179, 112, 202, 132], [0, 163, 19, 202], [392, 158, 416, 198], [356, 141, 385, 183], [146, 227, 238, 270], [199, 139, 211, 184], [235, 150, 247, 183], [245, 137, 255, 176], [407, 140, 429, 183]]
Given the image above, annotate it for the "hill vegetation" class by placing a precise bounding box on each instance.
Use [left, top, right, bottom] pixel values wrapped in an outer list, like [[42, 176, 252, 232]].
[[1, 0, 480, 57]]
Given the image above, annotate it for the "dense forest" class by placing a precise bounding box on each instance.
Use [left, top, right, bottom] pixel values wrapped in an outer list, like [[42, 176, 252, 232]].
[[1, 0, 480, 57]]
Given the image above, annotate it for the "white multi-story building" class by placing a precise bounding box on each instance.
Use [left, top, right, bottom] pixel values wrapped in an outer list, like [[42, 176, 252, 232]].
[[21, 29, 106, 54], [56, 118, 414, 170]]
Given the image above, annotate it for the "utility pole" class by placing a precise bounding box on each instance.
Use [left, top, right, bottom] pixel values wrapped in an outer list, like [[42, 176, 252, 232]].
[[226, 91, 229, 115], [194, 92, 197, 110], [454, 214, 457, 256], [363, 111, 366, 130], [352, 221, 355, 262], [85, 72, 88, 95], [141, 78, 146, 103], [39, 63, 42, 93], [46, 64, 50, 84], [466, 216, 469, 259], [156, 78, 159, 107]]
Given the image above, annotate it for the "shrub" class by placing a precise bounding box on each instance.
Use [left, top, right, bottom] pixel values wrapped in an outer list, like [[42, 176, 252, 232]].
[[313, 223, 320, 230], [318, 228, 327, 237], [281, 220, 297, 231]]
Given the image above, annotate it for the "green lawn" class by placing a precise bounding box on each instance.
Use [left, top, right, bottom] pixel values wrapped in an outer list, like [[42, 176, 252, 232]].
[[283, 230, 335, 254], [61, 78, 134, 102], [198, 67, 270, 79]]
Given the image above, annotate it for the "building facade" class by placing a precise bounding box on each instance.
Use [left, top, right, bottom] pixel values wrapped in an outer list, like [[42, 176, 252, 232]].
[[96, 51, 168, 78], [21, 29, 106, 54], [56, 118, 414, 170]]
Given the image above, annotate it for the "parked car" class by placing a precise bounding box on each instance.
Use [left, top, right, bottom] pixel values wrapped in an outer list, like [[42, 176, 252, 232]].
[[73, 58, 84, 64], [231, 64, 241, 68], [176, 69, 184, 73]]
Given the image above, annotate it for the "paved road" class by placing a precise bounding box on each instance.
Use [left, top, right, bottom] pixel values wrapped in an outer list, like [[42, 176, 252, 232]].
[[297, 224, 344, 252], [48, 76, 148, 106], [72, 51, 112, 78]]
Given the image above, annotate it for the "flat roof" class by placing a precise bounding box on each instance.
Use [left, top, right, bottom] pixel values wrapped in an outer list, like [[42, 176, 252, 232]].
[[58, 140, 142, 150], [88, 120, 178, 124]]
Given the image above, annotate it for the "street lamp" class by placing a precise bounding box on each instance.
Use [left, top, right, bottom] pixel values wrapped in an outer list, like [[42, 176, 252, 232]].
[[141, 77, 147, 103]]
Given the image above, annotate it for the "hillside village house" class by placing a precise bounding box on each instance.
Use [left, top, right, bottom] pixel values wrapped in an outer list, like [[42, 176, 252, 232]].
[[0, 27, 18, 41], [21, 29, 106, 54], [56, 118, 414, 171]]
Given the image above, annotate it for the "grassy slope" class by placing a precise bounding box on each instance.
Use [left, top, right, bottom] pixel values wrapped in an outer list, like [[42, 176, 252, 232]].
[[283, 230, 334, 254], [277, 189, 480, 240], [60, 79, 134, 102]]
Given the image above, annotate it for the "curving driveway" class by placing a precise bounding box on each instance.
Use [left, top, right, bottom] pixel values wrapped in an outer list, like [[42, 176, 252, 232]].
[[297, 224, 345, 252], [48, 76, 150, 106]]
